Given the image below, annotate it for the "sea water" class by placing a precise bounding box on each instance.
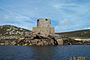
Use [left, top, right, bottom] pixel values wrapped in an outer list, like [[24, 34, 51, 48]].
[[0, 45, 89, 60]]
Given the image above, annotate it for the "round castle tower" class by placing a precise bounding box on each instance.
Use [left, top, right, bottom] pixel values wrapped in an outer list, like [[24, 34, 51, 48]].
[[32, 18, 55, 37], [37, 18, 51, 28]]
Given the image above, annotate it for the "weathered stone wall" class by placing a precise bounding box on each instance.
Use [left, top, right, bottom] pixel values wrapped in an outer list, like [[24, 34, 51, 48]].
[[37, 18, 51, 27], [50, 27, 55, 35], [32, 18, 55, 37]]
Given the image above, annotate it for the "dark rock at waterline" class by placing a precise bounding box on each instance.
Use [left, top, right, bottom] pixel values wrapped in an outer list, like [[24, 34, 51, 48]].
[[24, 34, 57, 46]]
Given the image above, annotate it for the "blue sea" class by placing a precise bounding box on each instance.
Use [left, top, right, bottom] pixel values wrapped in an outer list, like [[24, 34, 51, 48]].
[[0, 45, 90, 60]]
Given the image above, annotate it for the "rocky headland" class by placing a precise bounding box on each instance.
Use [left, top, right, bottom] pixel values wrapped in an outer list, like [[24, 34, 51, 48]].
[[0, 25, 58, 46], [0, 25, 90, 46]]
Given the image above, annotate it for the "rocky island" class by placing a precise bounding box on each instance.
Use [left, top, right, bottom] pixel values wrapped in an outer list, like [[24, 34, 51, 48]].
[[0, 18, 90, 46]]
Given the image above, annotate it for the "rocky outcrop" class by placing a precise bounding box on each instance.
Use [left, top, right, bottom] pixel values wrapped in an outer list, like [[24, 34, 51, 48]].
[[0, 25, 58, 46], [15, 34, 58, 46], [0, 25, 31, 36], [0, 25, 89, 46]]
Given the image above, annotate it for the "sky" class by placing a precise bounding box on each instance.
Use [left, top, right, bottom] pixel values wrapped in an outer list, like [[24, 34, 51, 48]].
[[0, 0, 90, 32]]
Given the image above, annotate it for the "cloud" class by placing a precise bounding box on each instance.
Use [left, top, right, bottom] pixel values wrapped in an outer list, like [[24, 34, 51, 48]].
[[52, 4, 61, 9], [0, 0, 90, 32]]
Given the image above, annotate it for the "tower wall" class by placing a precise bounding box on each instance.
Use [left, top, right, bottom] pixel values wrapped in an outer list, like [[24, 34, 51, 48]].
[[32, 18, 55, 37], [37, 18, 51, 27]]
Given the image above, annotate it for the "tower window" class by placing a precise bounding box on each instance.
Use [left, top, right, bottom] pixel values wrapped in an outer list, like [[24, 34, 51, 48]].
[[45, 19, 48, 21], [37, 19, 39, 26], [37, 19, 39, 21]]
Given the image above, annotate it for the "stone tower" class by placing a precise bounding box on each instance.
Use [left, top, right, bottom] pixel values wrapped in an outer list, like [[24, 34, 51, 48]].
[[32, 18, 55, 37]]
